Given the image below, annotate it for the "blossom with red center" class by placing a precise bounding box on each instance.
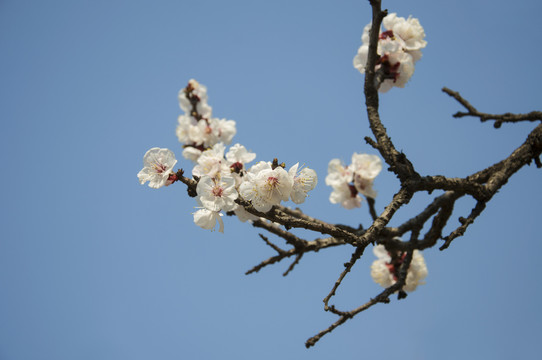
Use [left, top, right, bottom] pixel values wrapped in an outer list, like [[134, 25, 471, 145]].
[[176, 80, 236, 162], [326, 153, 381, 208], [192, 143, 230, 178], [196, 175, 238, 212], [239, 161, 293, 212], [370, 243, 428, 292], [351, 153, 381, 198], [137, 148, 177, 189], [353, 13, 426, 92]]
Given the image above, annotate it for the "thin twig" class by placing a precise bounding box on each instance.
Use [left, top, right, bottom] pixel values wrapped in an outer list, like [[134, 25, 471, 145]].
[[283, 253, 303, 276], [441, 201, 486, 250], [258, 234, 285, 255], [442, 87, 542, 127], [323, 247, 364, 311]]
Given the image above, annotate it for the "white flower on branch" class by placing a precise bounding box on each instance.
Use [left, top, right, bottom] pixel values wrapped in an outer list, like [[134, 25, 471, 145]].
[[329, 182, 361, 209], [196, 175, 238, 212], [325, 159, 353, 187], [353, 13, 426, 92], [192, 143, 230, 178], [326, 158, 360, 209], [233, 205, 259, 223], [326, 154, 381, 208], [226, 143, 256, 168], [176, 114, 197, 144], [208, 118, 236, 146], [226, 143, 257, 185], [351, 153, 381, 198], [288, 163, 318, 204], [178, 79, 212, 118], [382, 14, 427, 52], [137, 148, 177, 189], [193, 208, 224, 233], [182, 147, 203, 162], [370, 244, 428, 292], [239, 161, 294, 212], [177, 80, 237, 162]]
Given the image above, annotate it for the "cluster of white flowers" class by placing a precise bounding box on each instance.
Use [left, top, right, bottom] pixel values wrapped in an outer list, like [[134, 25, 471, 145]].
[[353, 13, 427, 92], [370, 243, 428, 292], [177, 79, 236, 161], [138, 8, 432, 295], [325, 153, 382, 209], [138, 80, 318, 233], [191, 143, 318, 232]]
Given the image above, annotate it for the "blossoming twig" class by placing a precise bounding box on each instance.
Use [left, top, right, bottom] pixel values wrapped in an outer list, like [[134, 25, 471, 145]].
[[137, 0, 542, 349]]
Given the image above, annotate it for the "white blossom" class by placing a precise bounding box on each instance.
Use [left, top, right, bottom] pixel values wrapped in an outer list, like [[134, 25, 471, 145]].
[[137, 148, 177, 189], [182, 147, 203, 162], [353, 174, 378, 199], [329, 181, 361, 209], [353, 44, 369, 74], [192, 119, 214, 147], [370, 250, 395, 289], [351, 153, 382, 198], [288, 163, 318, 204], [370, 244, 428, 292], [226, 143, 256, 165], [326, 153, 382, 207], [351, 153, 382, 179], [196, 175, 238, 212], [176, 114, 198, 144], [178, 91, 191, 115], [226, 143, 257, 185], [193, 208, 224, 233], [233, 205, 259, 223], [196, 102, 212, 119], [177, 80, 236, 160], [178, 79, 212, 118], [239, 161, 294, 212], [378, 52, 415, 93], [192, 143, 230, 178], [326, 158, 361, 209], [325, 159, 353, 188], [353, 13, 426, 92], [382, 14, 427, 51], [208, 118, 236, 145]]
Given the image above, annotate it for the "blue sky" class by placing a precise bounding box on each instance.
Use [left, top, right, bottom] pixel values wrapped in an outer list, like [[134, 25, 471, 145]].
[[1, 0, 541, 359]]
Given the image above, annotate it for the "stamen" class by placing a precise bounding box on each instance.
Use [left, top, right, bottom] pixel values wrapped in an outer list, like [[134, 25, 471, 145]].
[[212, 185, 224, 197]]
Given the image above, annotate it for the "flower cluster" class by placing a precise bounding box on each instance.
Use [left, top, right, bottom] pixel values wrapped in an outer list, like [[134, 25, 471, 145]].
[[138, 80, 318, 233], [191, 142, 255, 232], [177, 79, 236, 161], [239, 160, 317, 213], [325, 153, 382, 209], [353, 13, 427, 92], [191, 142, 317, 231], [370, 243, 428, 292]]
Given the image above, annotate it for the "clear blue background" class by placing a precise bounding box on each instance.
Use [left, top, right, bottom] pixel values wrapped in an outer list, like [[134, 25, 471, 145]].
[[1, 0, 541, 359]]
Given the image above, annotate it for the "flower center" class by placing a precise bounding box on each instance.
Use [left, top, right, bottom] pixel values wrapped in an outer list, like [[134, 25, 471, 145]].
[[153, 163, 167, 173], [379, 30, 395, 40], [266, 176, 279, 188], [212, 186, 224, 197], [230, 162, 244, 174], [348, 184, 358, 198], [386, 252, 407, 281], [377, 54, 401, 82]]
